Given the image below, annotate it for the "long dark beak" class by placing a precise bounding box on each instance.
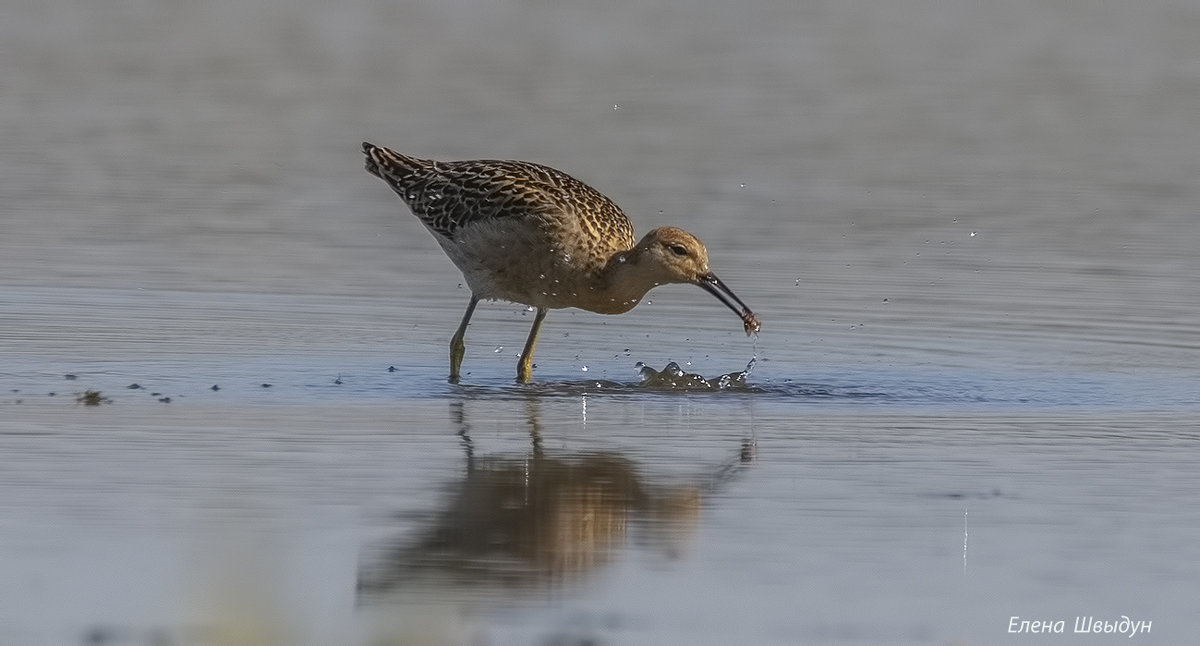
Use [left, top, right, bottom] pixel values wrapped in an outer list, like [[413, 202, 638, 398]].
[[697, 272, 761, 335]]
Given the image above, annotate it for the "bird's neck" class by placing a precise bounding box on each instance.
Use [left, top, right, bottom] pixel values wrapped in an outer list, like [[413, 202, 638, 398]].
[[587, 251, 658, 314]]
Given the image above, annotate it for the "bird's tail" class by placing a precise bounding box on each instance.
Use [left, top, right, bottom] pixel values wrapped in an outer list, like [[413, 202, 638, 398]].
[[362, 142, 430, 184]]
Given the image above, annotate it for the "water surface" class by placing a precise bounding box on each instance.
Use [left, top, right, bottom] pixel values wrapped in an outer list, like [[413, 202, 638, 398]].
[[2, 1, 1199, 644]]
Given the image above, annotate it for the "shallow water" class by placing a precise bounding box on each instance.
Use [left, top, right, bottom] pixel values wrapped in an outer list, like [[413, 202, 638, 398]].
[[3, 1, 1200, 644]]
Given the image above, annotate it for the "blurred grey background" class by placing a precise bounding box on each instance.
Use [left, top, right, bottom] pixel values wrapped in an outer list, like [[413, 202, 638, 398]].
[[3, 0, 1196, 299]]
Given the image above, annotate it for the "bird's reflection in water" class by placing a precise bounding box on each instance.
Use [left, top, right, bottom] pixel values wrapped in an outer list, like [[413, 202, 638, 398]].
[[357, 397, 754, 604]]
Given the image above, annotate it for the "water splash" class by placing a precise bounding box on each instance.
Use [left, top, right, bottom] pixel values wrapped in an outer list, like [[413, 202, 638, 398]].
[[635, 360, 755, 391]]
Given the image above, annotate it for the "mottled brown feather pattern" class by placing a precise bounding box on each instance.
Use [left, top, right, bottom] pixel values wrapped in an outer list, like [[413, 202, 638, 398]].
[[362, 142, 635, 261]]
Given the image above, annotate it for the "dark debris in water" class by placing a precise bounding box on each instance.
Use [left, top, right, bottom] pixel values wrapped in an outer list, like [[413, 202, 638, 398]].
[[931, 489, 1006, 500], [75, 390, 111, 406]]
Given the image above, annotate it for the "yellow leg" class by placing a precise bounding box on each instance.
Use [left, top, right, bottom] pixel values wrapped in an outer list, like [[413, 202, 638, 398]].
[[517, 307, 548, 383], [449, 296, 479, 383]]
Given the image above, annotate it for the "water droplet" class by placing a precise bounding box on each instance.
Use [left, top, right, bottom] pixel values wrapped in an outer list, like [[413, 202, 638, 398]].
[[613, 103, 621, 110], [494, 346, 503, 353], [739, 183, 746, 189], [969, 231, 977, 237]]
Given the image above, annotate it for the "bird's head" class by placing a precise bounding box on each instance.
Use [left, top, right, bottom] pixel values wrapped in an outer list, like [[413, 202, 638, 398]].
[[628, 227, 760, 334]]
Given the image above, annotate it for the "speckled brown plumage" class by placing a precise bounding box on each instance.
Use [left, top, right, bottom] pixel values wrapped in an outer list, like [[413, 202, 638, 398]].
[[363, 143, 633, 258]]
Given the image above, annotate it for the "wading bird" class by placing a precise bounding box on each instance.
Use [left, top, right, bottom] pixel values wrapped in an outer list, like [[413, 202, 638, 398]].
[[363, 142, 759, 382]]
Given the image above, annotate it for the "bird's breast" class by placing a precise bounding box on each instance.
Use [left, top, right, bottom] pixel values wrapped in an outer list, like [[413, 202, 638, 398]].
[[433, 218, 615, 311]]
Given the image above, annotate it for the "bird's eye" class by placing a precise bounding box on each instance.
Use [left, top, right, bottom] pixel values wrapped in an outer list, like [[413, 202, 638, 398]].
[[668, 244, 689, 257]]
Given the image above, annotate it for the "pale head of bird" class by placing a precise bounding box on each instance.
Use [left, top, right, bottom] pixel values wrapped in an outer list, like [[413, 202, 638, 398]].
[[633, 227, 713, 285], [617, 226, 761, 334]]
